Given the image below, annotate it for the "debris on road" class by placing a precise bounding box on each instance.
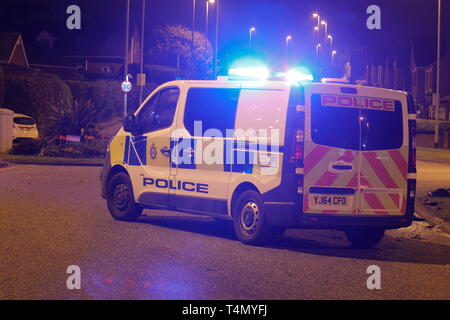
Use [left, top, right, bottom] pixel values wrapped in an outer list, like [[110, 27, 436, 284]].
[[427, 188, 450, 198]]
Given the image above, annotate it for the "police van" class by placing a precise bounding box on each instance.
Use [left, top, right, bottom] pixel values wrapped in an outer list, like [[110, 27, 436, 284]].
[[100, 79, 416, 248]]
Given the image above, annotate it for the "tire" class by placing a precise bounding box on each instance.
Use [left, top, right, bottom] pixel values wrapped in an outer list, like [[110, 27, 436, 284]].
[[344, 227, 385, 248], [233, 190, 272, 245], [106, 172, 142, 221]]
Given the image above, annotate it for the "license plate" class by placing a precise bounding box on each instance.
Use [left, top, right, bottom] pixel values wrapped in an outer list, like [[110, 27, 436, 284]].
[[309, 194, 353, 210]]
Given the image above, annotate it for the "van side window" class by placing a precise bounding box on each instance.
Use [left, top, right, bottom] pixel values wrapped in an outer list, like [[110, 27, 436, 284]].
[[184, 88, 240, 136], [138, 87, 180, 133]]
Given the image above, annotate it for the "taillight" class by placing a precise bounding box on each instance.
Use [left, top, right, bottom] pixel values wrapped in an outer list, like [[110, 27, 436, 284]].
[[293, 112, 305, 167], [297, 174, 304, 194], [408, 119, 416, 173], [407, 94, 417, 174], [295, 110, 305, 194]]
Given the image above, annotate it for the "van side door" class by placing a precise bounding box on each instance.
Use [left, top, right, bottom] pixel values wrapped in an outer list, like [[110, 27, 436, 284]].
[[172, 86, 241, 216], [126, 86, 181, 208]]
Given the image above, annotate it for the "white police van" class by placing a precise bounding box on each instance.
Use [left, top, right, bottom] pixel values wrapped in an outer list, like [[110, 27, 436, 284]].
[[101, 79, 416, 248]]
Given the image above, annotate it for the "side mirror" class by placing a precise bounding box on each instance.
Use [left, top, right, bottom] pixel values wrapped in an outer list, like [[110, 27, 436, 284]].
[[123, 115, 139, 134]]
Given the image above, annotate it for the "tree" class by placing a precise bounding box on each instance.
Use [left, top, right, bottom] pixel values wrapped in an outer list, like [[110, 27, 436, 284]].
[[148, 24, 213, 79]]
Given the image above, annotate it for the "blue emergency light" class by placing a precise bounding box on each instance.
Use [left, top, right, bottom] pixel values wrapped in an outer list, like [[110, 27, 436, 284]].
[[228, 67, 270, 81]]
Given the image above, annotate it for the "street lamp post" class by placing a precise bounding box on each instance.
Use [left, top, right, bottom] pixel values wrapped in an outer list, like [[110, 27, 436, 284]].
[[205, 0, 209, 61], [327, 34, 333, 49], [285, 35, 292, 59], [191, 0, 196, 79], [321, 20, 327, 42], [139, 0, 146, 105], [435, 0, 442, 148], [123, 0, 130, 117], [316, 43, 321, 62], [313, 13, 320, 29], [214, 0, 219, 79], [249, 27, 256, 49], [332, 50, 337, 62], [313, 13, 320, 43], [285, 35, 292, 48]]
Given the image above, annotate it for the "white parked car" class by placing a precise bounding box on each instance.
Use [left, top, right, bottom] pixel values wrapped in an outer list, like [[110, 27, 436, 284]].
[[12, 113, 39, 142]]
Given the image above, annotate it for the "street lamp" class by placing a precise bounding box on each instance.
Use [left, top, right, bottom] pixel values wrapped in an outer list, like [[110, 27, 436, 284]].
[[316, 43, 321, 61], [332, 50, 337, 62], [321, 20, 327, 42], [249, 27, 256, 49], [327, 34, 333, 48], [312, 13, 320, 29], [313, 13, 320, 43], [286, 35, 292, 60], [285, 35, 292, 48]]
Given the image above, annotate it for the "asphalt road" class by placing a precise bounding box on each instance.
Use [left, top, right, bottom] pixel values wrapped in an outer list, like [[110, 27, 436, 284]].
[[1, 162, 449, 300]]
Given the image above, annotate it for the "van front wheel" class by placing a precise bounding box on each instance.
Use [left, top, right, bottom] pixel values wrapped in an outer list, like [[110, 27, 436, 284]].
[[344, 227, 385, 248], [107, 172, 142, 221], [233, 190, 272, 245]]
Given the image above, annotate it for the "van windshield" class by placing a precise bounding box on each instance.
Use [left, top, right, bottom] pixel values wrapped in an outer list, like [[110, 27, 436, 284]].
[[14, 117, 35, 125], [311, 94, 403, 151]]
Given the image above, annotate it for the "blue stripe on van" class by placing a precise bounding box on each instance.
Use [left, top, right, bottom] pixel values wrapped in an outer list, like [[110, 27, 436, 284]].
[[129, 136, 147, 166], [171, 137, 196, 169], [123, 136, 130, 165]]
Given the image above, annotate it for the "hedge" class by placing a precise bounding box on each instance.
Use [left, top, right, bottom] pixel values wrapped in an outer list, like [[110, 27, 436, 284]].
[[3, 65, 72, 125], [65, 79, 158, 118]]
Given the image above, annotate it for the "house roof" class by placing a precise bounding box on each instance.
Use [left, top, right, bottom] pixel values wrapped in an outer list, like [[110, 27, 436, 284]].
[[0, 32, 21, 62]]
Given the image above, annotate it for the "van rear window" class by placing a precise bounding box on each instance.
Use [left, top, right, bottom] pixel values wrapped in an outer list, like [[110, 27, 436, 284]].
[[311, 94, 403, 151]]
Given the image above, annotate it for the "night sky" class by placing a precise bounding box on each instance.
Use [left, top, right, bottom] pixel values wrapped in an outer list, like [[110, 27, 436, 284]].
[[1, 0, 449, 69]]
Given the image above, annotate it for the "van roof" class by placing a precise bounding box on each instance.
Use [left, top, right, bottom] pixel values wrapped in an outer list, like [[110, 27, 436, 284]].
[[162, 80, 408, 95], [13, 113, 33, 119]]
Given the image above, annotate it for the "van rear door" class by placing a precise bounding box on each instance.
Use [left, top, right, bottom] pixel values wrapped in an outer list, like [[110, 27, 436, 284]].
[[303, 85, 408, 215], [358, 93, 408, 215], [303, 85, 361, 214]]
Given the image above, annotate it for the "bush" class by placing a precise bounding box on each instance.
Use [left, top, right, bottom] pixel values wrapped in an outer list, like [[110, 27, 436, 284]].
[[66, 79, 158, 118], [3, 66, 72, 125], [42, 139, 108, 158], [11, 139, 41, 155], [39, 98, 100, 145]]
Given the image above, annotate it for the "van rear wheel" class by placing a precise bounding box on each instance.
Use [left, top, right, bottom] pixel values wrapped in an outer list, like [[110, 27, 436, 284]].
[[107, 172, 142, 221], [344, 227, 385, 248], [233, 190, 272, 245]]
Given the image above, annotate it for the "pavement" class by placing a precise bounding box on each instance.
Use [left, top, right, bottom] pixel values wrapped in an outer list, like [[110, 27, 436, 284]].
[[0, 164, 449, 300], [415, 160, 450, 233]]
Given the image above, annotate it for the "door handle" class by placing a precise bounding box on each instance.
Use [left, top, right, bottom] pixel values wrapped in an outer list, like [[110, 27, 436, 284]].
[[160, 147, 171, 156], [329, 161, 353, 172], [332, 164, 353, 171]]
